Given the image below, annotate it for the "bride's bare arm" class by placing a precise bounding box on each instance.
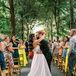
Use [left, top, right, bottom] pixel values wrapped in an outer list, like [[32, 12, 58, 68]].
[[33, 34, 45, 48]]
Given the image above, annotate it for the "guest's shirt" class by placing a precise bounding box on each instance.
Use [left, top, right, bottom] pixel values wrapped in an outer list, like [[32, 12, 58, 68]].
[[70, 35, 76, 54], [52, 42, 59, 55]]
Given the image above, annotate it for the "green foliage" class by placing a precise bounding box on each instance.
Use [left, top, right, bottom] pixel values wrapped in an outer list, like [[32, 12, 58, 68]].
[[0, 0, 11, 36], [0, 0, 76, 39]]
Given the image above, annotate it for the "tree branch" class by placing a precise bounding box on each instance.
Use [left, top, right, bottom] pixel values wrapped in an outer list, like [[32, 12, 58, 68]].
[[3, 5, 10, 10]]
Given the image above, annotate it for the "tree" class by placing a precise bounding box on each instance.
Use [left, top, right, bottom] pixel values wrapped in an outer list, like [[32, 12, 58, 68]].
[[70, 0, 74, 29], [9, 0, 16, 35], [0, 0, 76, 39]]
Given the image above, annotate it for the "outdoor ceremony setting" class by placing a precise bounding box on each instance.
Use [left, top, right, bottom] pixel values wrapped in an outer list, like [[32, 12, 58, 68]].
[[0, 0, 76, 76]]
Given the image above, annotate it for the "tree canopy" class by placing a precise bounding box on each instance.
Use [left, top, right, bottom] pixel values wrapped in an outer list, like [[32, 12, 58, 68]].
[[0, 0, 76, 40]]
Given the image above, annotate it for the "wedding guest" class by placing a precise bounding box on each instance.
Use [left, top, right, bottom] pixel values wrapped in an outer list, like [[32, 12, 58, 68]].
[[69, 29, 76, 76], [11, 36, 19, 64], [18, 39, 28, 66], [1, 37, 10, 53], [58, 40, 64, 68], [28, 34, 35, 59], [25, 41, 29, 57], [52, 40, 59, 59], [5, 43, 14, 76], [0, 39, 6, 76], [62, 36, 70, 59]]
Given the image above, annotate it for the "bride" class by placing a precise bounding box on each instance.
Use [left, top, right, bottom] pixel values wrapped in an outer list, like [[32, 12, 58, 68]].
[[28, 32, 52, 76]]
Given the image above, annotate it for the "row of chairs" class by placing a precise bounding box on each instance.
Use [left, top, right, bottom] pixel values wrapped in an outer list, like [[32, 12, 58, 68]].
[[0, 59, 12, 76], [53, 54, 76, 76], [0, 54, 24, 76], [6, 58, 20, 76]]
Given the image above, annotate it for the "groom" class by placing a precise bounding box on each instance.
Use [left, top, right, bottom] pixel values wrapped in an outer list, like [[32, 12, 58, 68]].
[[37, 31, 52, 72]]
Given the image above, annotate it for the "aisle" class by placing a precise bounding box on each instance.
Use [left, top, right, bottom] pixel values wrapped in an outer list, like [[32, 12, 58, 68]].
[[51, 64, 64, 76], [21, 62, 65, 76]]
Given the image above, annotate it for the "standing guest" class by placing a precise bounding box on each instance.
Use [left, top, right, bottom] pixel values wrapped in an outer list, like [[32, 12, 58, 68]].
[[0, 39, 6, 76], [18, 39, 28, 66], [62, 36, 70, 59], [69, 29, 76, 76], [28, 34, 34, 51], [62, 36, 70, 72], [11, 36, 19, 61], [48, 40, 52, 53], [1, 36, 10, 64], [58, 40, 64, 56], [52, 40, 59, 59], [1, 37, 10, 53], [28, 34, 35, 59], [49, 40, 52, 48], [25, 41, 29, 57], [58, 40, 64, 68], [4, 43, 14, 76]]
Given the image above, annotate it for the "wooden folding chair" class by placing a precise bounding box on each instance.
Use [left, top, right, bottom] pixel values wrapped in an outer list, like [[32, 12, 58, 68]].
[[52, 55, 58, 65], [73, 64, 76, 76], [58, 55, 63, 70], [5, 59, 11, 76], [13, 58, 20, 76]]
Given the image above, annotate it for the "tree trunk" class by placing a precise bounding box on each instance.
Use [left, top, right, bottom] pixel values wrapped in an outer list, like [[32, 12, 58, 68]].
[[70, 0, 74, 29], [21, 19, 24, 40], [54, 0, 58, 40], [54, 0, 60, 41], [50, 17, 53, 41], [57, 0, 60, 37], [26, 23, 29, 41], [20, 13, 24, 40], [46, 20, 50, 40], [9, 0, 16, 35]]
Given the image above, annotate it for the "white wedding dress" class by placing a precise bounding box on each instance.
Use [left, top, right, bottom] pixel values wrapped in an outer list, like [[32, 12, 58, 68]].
[[28, 45, 52, 76]]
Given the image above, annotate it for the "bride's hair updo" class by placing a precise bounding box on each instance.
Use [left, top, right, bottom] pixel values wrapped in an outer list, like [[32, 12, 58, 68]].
[[37, 30, 45, 35]]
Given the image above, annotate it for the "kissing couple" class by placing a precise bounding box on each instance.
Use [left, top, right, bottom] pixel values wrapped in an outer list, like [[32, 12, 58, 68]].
[[28, 30, 52, 76]]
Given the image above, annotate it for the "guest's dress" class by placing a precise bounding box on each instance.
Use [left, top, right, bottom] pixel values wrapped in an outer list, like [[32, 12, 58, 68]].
[[4, 51, 14, 68], [12, 42, 19, 58], [18, 45, 28, 66], [28, 45, 52, 76]]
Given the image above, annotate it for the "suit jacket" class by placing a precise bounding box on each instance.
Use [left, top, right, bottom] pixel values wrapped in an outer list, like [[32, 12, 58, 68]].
[[40, 39, 52, 61]]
